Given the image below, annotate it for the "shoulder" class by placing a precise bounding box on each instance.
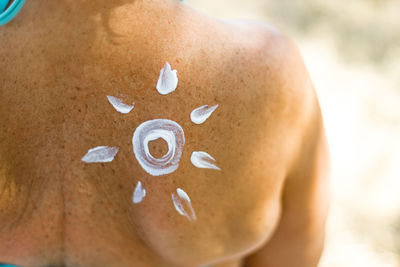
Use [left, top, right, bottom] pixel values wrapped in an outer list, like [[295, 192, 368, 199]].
[[197, 18, 319, 123], [213, 19, 322, 153], [229, 19, 316, 112], [227, 20, 329, 177]]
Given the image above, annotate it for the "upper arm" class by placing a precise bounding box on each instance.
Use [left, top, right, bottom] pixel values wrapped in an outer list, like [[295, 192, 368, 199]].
[[244, 27, 330, 267], [245, 120, 330, 267]]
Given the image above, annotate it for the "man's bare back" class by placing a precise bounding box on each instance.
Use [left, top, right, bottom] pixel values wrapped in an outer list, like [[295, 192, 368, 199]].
[[0, 0, 329, 266]]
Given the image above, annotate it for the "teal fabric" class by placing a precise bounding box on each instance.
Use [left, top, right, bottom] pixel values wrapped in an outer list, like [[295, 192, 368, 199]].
[[0, 0, 26, 26], [0, 264, 20, 267], [0, 0, 9, 13]]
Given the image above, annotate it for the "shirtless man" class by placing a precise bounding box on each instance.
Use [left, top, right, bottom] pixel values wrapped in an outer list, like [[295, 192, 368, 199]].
[[0, 0, 330, 266]]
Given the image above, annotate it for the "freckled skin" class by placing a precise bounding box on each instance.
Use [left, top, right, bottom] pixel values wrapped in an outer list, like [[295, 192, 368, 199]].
[[0, 1, 329, 267]]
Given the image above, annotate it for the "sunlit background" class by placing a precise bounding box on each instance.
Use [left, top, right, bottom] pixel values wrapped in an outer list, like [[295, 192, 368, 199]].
[[187, 0, 400, 266]]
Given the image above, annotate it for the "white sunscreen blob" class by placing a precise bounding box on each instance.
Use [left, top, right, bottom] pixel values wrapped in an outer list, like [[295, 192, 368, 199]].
[[132, 119, 185, 176], [190, 104, 219, 124], [81, 146, 119, 163], [171, 188, 197, 221], [156, 62, 178, 95], [133, 181, 146, 204], [190, 151, 221, 171], [107, 95, 134, 114]]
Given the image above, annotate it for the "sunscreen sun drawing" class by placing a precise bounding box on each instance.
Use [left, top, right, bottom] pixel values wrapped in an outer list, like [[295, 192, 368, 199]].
[[81, 62, 220, 222]]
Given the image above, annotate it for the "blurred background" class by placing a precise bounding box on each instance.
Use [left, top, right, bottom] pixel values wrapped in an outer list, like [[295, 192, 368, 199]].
[[187, 0, 400, 266]]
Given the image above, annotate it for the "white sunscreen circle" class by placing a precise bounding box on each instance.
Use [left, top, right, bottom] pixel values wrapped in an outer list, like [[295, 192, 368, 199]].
[[132, 119, 185, 176]]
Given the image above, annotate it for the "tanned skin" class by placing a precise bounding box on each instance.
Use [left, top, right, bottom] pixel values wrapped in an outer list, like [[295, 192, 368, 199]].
[[0, 1, 329, 266]]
